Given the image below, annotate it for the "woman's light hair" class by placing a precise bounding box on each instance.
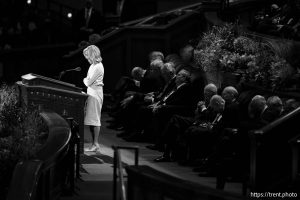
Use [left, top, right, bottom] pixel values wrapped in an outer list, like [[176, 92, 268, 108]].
[[83, 45, 102, 64]]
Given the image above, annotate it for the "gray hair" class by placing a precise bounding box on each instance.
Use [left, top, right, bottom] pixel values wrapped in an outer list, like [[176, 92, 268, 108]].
[[248, 95, 267, 119], [150, 59, 164, 69], [267, 96, 282, 108], [131, 67, 144, 80], [161, 62, 176, 76], [209, 95, 225, 112], [149, 51, 164, 62], [222, 86, 238, 103], [204, 83, 218, 105]]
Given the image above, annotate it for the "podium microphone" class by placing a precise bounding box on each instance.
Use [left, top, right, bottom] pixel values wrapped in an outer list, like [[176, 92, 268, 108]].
[[59, 67, 81, 80]]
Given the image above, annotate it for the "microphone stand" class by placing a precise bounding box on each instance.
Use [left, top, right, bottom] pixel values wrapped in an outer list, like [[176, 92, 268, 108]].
[[58, 67, 81, 81], [58, 71, 66, 81]]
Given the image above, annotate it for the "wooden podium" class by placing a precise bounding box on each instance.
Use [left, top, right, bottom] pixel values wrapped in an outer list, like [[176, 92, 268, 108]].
[[17, 73, 88, 152]]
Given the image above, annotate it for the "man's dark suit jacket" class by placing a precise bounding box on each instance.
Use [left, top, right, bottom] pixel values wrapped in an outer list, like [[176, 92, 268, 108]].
[[139, 68, 164, 94], [145, 82, 198, 141], [222, 101, 240, 129], [133, 68, 165, 102], [155, 76, 176, 102], [159, 83, 195, 107]]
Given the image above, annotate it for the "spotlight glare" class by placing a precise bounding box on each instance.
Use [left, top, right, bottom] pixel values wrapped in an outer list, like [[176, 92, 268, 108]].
[[67, 13, 72, 18], [27, 0, 31, 4]]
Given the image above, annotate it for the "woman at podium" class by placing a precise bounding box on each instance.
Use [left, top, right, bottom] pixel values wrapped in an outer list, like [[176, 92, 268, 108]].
[[82, 45, 104, 152]]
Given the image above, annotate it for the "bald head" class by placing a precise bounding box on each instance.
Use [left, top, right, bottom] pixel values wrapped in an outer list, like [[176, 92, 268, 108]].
[[248, 95, 267, 119], [180, 44, 194, 63], [222, 86, 238, 103], [209, 95, 225, 113], [131, 67, 145, 81], [204, 83, 218, 105], [161, 62, 176, 81], [150, 59, 164, 70], [149, 51, 164, 62], [267, 96, 282, 108], [267, 96, 283, 114]]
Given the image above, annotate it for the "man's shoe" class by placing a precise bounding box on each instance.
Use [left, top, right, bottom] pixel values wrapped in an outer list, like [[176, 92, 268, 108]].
[[154, 155, 171, 162]]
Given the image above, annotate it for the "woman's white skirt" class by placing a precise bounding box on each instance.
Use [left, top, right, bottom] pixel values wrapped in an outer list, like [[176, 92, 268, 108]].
[[84, 86, 103, 126]]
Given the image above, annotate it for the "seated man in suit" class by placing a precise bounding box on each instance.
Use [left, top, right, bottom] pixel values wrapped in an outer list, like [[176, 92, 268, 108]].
[[123, 69, 195, 141], [110, 66, 145, 108], [247, 95, 267, 124], [144, 62, 176, 105], [181, 95, 225, 163], [229, 95, 268, 160], [221, 86, 240, 128], [115, 59, 165, 108], [261, 96, 283, 123], [283, 98, 300, 114], [116, 62, 176, 136], [190, 86, 240, 173], [213, 95, 269, 180], [117, 63, 176, 133], [165, 53, 183, 72], [114, 56, 165, 111], [108, 59, 164, 130], [153, 83, 218, 161]]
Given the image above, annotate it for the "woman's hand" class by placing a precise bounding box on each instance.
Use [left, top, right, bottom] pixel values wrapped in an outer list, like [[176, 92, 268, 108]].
[[83, 78, 88, 86]]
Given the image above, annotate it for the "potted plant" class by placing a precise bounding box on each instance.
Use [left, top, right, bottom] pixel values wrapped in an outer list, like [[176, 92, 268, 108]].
[[194, 24, 237, 88], [194, 23, 295, 90]]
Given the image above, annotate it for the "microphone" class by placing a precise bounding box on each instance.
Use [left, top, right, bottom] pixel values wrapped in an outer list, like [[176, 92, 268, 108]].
[[59, 67, 81, 80], [65, 67, 81, 72]]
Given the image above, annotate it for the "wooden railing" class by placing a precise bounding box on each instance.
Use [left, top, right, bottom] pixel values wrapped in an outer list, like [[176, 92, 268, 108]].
[[249, 107, 300, 191], [7, 111, 72, 200], [126, 165, 246, 200]]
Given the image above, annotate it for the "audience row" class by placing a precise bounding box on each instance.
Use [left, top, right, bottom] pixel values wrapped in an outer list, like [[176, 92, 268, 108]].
[[107, 48, 300, 181], [250, 0, 300, 40]]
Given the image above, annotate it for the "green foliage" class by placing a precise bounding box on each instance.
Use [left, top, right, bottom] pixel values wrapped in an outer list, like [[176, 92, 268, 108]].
[[0, 84, 48, 199]]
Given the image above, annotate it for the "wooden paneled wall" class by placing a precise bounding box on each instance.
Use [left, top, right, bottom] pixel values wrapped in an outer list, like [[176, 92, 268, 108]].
[[63, 10, 206, 93]]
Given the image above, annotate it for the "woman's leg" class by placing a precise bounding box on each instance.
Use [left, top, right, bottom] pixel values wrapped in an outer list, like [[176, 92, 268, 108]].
[[85, 126, 100, 151], [92, 126, 101, 147], [89, 126, 95, 142]]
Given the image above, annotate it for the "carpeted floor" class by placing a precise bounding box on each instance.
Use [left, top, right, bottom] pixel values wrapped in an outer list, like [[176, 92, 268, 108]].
[[61, 112, 244, 200]]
